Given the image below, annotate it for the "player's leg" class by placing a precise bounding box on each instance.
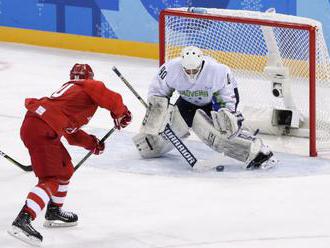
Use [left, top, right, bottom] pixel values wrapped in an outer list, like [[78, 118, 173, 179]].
[[8, 115, 50, 245], [8, 116, 75, 246], [43, 144, 77, 228], [133, 95, 172, 158], [133, 96, 190, 158], [223, 130, 277, 169], [211, 109, 277, 169], [44, 179, 78, 227], [8, 178, 59, 246], [192, 109, 277, 169], [133, 133, 173, 158], [191, 109, 226, 153]]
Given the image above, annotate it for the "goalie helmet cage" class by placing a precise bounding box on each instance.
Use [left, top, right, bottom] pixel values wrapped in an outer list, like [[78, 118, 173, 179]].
[[159, 7, 330, 157]]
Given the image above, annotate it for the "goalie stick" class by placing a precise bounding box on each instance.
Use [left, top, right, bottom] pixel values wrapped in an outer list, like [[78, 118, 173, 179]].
[[1, 127, 116, 173], [161, 124, 197, 166], [112, 66, 198, 167]]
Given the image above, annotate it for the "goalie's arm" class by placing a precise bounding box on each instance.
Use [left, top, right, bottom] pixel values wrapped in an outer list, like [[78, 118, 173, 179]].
[[212, 65, 238, 112], [212, 84, 236, 113], [234, 87, 239, 111], [227, 67, 240, 111], [148, 65, 175, 99], [211, 67, 242, 134]]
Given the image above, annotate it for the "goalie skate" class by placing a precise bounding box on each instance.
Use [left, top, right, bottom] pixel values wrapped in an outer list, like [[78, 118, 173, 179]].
[[246, 151, 278, 170], [8, 210, 42, 247], [44, 203, 78, 228], [259, 155, 279, 170]]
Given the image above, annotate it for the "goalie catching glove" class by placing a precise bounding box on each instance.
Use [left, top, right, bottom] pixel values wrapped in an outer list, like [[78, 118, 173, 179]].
[[111, 106, 132, 130], [211, 108, 244, 138]]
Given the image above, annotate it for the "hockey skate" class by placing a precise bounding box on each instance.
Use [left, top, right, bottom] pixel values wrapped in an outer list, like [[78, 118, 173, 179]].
[[246, 151, 278, 170], [244, 140, 279, 170], [44, 202, 78, 228], [246, 152, 277, 170], [8, 208, 43, 246]]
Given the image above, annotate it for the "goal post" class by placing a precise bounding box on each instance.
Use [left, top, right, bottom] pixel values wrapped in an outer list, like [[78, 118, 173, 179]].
[[159, 7, 330, 157]]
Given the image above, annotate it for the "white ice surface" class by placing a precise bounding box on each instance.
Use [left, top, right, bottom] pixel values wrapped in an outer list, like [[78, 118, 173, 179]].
[[1, 42, 330, 248]]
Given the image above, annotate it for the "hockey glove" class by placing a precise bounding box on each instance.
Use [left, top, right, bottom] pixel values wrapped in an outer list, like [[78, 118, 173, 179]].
[[111, 107, 132, 130], [211, 108, 244, 138], [88, 135, 105, 155]]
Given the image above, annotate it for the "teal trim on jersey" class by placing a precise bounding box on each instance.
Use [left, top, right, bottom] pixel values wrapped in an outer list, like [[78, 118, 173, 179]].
[[212, 92, 226, 111]]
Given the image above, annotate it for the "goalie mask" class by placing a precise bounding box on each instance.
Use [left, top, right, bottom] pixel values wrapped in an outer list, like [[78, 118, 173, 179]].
[[181, 46, 203, 82], [70, 63, 94, 80]]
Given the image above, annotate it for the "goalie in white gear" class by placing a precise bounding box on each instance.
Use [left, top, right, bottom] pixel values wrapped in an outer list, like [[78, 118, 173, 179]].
[[133, 46, 277, 169]]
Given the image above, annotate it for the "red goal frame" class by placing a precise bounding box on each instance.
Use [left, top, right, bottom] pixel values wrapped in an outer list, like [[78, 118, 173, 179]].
[[159, 9, 318, 156]]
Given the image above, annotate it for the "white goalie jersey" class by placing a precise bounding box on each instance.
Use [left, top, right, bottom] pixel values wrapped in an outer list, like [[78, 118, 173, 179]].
[[148, 57, 237, 111], [137, 48, 277, 170]]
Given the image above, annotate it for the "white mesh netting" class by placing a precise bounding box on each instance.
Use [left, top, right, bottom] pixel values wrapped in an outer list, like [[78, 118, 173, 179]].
[[162, 8, 330, 152]]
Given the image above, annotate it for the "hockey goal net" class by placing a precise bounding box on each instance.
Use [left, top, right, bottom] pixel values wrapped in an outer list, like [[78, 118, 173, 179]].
[[159, 7, 330, 157]]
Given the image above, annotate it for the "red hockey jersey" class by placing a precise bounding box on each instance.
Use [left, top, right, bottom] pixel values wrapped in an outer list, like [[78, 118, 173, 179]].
[[25, 79, 127, 137]]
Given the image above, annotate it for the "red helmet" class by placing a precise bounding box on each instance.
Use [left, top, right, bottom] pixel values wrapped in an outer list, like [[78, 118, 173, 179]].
[[70, 63, 94, 80]]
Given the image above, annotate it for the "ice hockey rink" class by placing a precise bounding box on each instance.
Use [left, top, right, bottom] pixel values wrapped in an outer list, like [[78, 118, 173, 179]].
[[1, 42, 330, 248]]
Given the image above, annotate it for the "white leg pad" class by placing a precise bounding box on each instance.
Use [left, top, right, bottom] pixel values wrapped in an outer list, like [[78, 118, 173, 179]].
[[170, 105, 190, 138], [133, 105, 190, 158], [140, 96, 169, 135], [192, 109, 226, 153], [223, 130, 259, 162], [193, 109, 269, 165], [133, 105, 190, 159], [133, 133, 173, 158], [223, 129, 275, 167]]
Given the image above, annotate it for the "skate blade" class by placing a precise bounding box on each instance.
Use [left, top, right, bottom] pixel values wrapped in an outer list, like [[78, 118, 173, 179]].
[[7, 226, 42, 247], [43, 220, 78, 228]]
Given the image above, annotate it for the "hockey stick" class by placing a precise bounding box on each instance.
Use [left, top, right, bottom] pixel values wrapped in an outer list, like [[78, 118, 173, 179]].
[[1, 127, 116, 173], [74, 127, 116, 172], [112, 66, 197, 167], [0, 149, 32, 172]]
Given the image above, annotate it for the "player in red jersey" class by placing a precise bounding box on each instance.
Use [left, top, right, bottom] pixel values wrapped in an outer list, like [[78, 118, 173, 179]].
[[8, 64, 132, 246]]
